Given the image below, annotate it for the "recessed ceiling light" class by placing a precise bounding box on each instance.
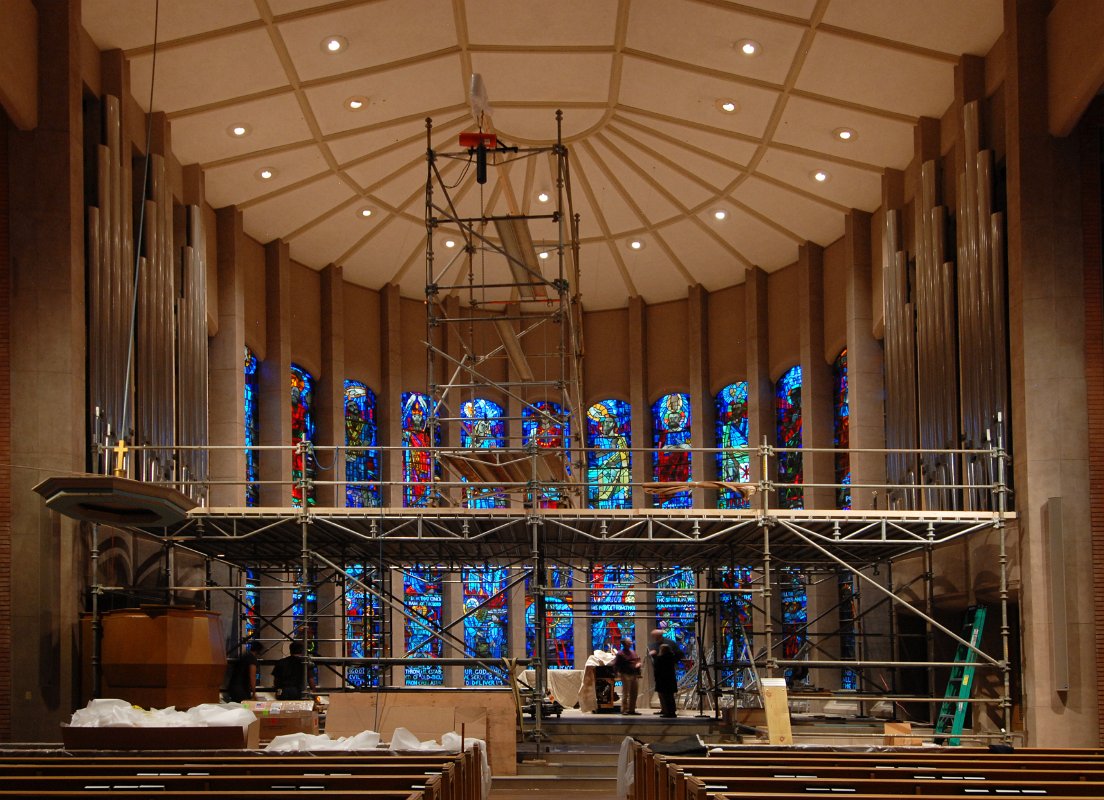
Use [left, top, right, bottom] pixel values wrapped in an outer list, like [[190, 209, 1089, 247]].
[[736, 39, 761, 56], [357, 207, 373, 218], [713, 209, 727, 221], [537, 191, 550, 203], [628, 239, 645, 251], [715, 99, 738, 114], [812, 170, 830, 183], [833, 127, 857, 142], [538, 250, 550, 260], [321, 35, 347, 54], [345, 96, 368, 111], [444, 239, 456, 248], [256, 167, 276, 181], [227, 123, 251, 138]]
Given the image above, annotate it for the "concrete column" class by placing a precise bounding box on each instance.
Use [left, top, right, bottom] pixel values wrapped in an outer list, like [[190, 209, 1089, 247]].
[[7, 0, 84, 737], [1004, 0, 1097, 745], [688, 284, 713, 507], [844, 211, 886, 510], [798, 243, 833, 509], [390, 567, 406, 686], [508, 566, 526, 659], [745, 268, 773, 499], [628, 297, 649, 508], [258, 241, 292, 506], [317, 264, 345, 507], [209, 208, 247, 506], [315, 578, 339, 688], [380, 284, 402, 507]]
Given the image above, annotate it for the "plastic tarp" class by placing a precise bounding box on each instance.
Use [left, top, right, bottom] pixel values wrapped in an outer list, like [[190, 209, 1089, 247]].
[[68, 698, 256, 732]]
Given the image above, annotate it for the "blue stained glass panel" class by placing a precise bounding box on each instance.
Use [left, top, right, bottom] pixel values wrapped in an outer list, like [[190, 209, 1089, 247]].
[[833, 350, 851, 510], [656, 566, 697, 682], [462, 566, 509, 685], [291, 365, 317, 507], [590, 564, 636, 651], [652, 393, 692, 508], [717, 566, 754, 687], [838, 570, 858, 690], [404, 567, 444, 685], [780, 567, 808, 682], [586, 399, 632, 509], [776, 366, 803, 509], [244, 348, 259, 507], [715, 382, 751, 509], [522, 401, 570, 508], [460, 398, 507, 509], [402, 392, 439, 508], [242, 568, 258, 642], [344, 381, 380, 508], [345, 563, 382, 687], [525, 567, 574, 669]]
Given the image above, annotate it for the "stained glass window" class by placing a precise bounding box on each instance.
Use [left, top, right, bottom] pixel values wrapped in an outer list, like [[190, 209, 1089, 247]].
[[242, 568, 259, 642], [838, 570, 858, 690], [402, 392, 438, 508], [292, 572, 319, 681], [460, 398, 507, 509], [652, 392, 692, 508], [462, 566, 509, 685], [716, 566, 754, 688], [586, 399, 632, 509], [525, 567, 575, 669], [656, 566, 697, 682], [833, 349, 851, 510], [244, 348, 259, 507], [780, 566, 808, 683], [590, 564, 636, 651], [403, 566, 443, 685], [776, 366, 803, 509], [290, 364, 316, 507], [715, 382, 750, 509], [344, 381, 380, 508], [345, 563, 382, 688], [522, 401, 569, 508]]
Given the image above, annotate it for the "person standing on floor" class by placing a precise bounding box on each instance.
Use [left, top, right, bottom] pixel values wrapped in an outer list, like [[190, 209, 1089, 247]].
[[614, 637, 642, 715], [649, 628, 684, 718], [227, 640, 262, 702], [272, 641, 316, 700]]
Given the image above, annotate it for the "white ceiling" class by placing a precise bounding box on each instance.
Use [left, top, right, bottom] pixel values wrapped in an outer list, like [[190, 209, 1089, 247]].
[[82, 0, 1004, 309]]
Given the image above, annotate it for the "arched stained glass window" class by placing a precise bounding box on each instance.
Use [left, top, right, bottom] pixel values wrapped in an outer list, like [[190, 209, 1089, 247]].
[[780, 566, 808, 683], [586, 399, 631, 509], [590, 564, 636, 651], [462, 566, 509, 686], [244, 348, 259, 507], [344, 381, 379, 508], [716, 382, 750, 509], [460, 398, 507, 509], [716, 566, 754, 688], [404, 566, 443, 685], [290, 365, 316, 507], [838, 570, 858, 690], [345, 563, 382, 688], [652, 392, 692, 508], [525, 567, 574, 669], [656, 566, 696, 682], [401, 392, 438, 508], [522, 401, 569, 508], [833, 349, 851, 510], [776, 366, 803, 509]]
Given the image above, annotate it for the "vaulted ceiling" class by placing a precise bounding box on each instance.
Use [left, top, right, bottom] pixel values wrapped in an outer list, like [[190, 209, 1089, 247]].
[[82, 0, 1004, 309]]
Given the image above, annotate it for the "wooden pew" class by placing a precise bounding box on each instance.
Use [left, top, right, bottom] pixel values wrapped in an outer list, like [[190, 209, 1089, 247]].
[[0, 792, 424, 800], [682, 774, 1104, 800]]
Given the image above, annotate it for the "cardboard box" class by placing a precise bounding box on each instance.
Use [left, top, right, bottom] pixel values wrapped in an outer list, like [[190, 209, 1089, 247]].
[[883, 721, 923, 746], [242, 700, 319, 742], [62, 720, 259, 750]]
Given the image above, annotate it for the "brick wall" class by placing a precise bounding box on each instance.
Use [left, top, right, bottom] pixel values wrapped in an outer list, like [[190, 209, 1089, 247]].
[[0, 110, 12, 740], [1080, 108, 1104, 747]]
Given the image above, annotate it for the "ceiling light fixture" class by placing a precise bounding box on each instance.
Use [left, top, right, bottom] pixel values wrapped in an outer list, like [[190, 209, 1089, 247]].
[[357, 207, 373, 218], [256, 168, 275, 181], [321, 35, 348, 54], [227, 123, 251, 138], [537, 191, 550, 203], [628, 240, 645, 251], [812, 170, 830, 183], [713, 209, 727, 221], [539, 251, 550, 260], [444, 239, 456, 248], [345, 96, 368, 111], [736, 39, 761, 56], [715, 99, 738, 114], [833, 127, 857, 142]]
